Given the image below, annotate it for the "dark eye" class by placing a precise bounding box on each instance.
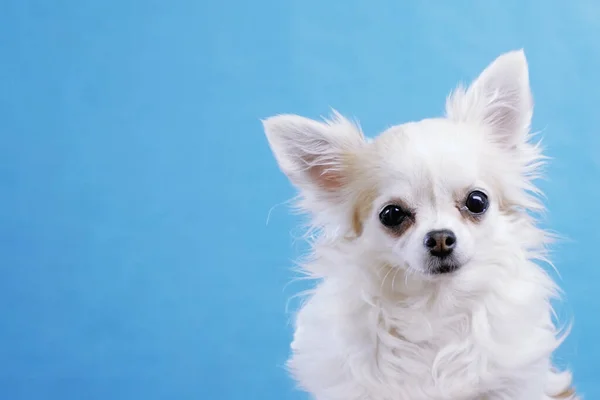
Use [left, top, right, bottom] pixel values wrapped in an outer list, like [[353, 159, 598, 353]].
[[379, 205, 408, 227], [465, 190, 489, 215]]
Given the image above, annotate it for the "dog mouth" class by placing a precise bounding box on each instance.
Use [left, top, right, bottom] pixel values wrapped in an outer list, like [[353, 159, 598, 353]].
[[432, 263, 460, 274], [427, 257, 461, 275]]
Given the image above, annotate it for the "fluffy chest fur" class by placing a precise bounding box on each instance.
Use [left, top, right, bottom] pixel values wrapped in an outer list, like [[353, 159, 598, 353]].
[[287, 246, 560, 400]]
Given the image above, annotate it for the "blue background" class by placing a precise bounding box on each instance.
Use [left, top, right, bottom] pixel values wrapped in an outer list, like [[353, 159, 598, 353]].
[[0, 1, 596, 399]]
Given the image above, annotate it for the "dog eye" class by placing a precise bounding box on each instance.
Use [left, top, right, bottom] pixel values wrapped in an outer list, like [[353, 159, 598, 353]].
[[465, 190, 489, 215], [379, 205, 408, 227]]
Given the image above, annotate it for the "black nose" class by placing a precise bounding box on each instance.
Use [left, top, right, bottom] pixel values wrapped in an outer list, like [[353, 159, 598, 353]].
[[424, 229, 456, 258]]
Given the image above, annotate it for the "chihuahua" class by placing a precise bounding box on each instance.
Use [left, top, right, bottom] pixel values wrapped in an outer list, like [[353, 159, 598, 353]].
[[263, 50, 577, 400]]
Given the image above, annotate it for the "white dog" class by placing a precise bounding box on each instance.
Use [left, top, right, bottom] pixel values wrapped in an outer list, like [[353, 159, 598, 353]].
[[263, 50, 577, 400]]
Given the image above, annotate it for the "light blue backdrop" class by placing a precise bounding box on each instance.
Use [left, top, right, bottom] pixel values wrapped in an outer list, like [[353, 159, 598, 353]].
[[0, 1, 596, 399]]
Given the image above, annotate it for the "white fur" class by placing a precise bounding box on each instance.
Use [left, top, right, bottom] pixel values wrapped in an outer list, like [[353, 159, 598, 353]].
[[263, 50, 577, 400]]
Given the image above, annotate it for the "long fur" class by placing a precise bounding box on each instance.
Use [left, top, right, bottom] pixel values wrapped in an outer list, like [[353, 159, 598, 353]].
[[263, 50, 577, 400]]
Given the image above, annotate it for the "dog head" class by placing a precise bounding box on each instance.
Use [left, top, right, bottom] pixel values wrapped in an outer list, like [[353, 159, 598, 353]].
[[263, 50, 545, 280]]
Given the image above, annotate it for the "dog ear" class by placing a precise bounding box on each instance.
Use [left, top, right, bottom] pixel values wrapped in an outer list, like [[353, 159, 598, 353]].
[[446, 50, 533, 148], [262, 112, 365, 199]]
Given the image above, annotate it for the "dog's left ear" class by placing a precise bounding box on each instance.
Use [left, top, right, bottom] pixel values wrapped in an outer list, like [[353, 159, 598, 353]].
[[446, 50, 532, 148]]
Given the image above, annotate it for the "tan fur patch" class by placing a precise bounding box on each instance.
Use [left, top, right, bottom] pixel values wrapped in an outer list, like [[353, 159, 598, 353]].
[[351, 187, 378, 237], [552, 387, 576, 399], [458, 206, 483, 223]]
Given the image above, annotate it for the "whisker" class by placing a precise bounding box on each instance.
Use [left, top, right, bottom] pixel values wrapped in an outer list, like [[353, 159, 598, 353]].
[[392, 267, 400, 292], [381, 266, 394, 291]]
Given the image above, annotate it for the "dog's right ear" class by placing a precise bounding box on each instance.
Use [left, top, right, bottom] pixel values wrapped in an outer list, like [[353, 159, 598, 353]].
[[262, 112, 365, 201]]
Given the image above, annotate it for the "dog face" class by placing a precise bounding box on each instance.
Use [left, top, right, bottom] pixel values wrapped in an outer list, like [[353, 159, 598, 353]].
[[365, 119, 500, 276], [264, 50, 544, 279]]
